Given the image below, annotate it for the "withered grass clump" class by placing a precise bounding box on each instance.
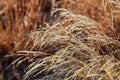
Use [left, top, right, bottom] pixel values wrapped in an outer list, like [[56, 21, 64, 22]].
[[17, 10, 120, 80], [62, 0, 120, 37], [0, 0, 120, 80]]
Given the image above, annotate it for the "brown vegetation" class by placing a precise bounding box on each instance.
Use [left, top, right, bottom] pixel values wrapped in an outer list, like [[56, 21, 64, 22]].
[[0, 0, 120, 80]]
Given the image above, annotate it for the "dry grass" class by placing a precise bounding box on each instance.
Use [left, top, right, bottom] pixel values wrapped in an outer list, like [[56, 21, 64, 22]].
[[61, 0, 120, 38], [0, 0, 120, 80], [15, 9, 120, 80]]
